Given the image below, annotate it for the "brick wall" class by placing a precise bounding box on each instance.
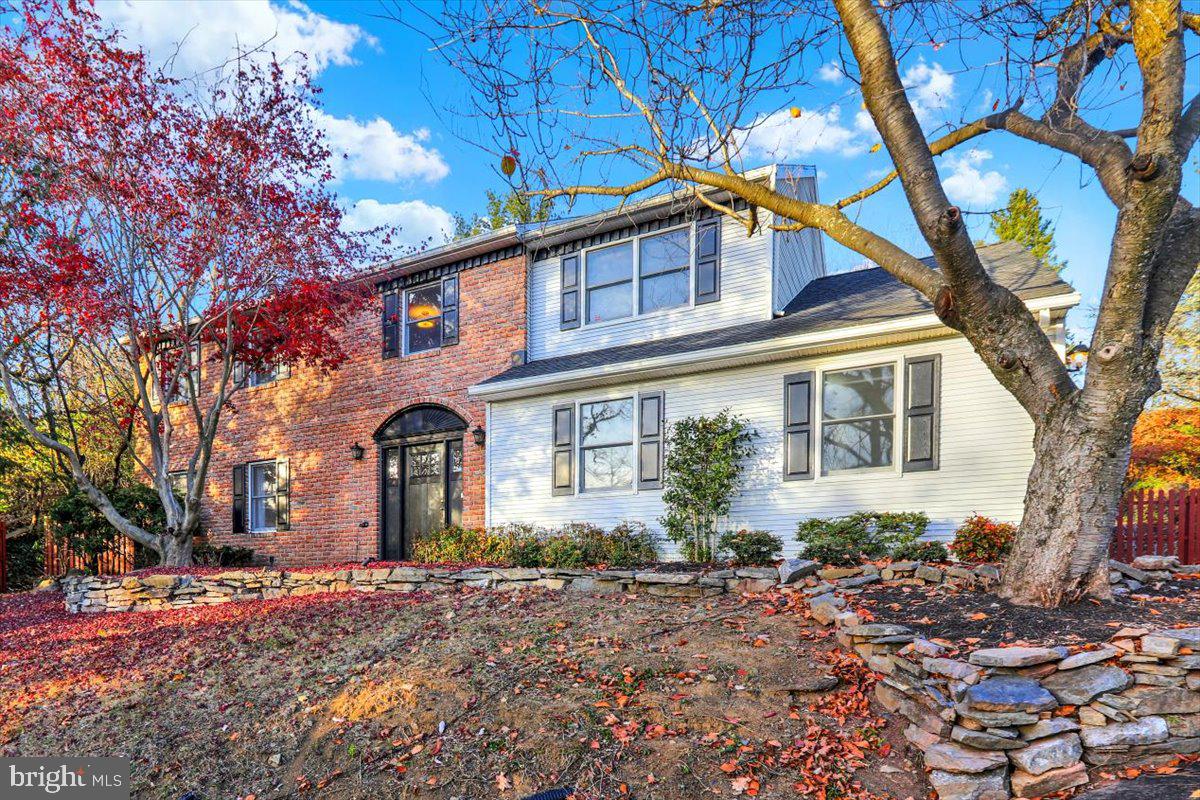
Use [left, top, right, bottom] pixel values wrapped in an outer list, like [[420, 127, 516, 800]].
[[166, 254, 527, 566]]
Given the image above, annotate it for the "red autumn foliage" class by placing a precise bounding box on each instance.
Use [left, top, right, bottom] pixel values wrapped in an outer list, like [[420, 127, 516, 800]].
[[1127, 407, 1200, 490], [949, 514, 1017, 563], [0, 0, 389, 561]]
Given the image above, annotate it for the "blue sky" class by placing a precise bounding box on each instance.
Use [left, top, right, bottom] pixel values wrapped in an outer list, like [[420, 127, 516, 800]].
[[94, 0, 1199, 342]]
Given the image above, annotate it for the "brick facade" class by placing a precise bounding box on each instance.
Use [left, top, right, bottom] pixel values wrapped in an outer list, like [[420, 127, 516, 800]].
[[168, 253, 527, 566]]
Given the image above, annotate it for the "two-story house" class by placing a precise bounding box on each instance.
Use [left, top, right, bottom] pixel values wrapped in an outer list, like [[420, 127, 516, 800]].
[[471, 165, 1079, 548], [182, 163, 1078, 566], [172, 228, 528, 565]]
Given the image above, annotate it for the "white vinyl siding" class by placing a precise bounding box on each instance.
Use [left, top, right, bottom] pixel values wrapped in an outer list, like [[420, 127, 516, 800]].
[[527, 214, 772, 360], [486, 335, 1035, 557], [769, 166, 826, 312]]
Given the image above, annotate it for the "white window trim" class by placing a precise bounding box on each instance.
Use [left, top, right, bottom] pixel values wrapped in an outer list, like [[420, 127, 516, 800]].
[[247, 459, 277, 533], [580, 223, 693, 329], [576, 394, 639, 495], [244, 364, 279, 388], [816, 360, 902, 478], [403, 280, 444, 355]]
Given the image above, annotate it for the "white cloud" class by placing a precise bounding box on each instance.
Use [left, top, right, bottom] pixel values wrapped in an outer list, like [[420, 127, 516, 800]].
[[816, 62, 844, 84], [97, 0, 372, 76], [940, 148, 1007, 207], [903, 61, 956, 126], [737, 105, 866, 160], [315, 111, 450, 184], [342, 199, 455, 249]]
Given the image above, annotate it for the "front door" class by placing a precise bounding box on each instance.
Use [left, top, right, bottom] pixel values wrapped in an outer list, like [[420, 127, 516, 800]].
[[381, 439, 464, 561]]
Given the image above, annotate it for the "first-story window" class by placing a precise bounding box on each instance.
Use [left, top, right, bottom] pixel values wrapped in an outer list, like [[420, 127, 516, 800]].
[[821, 364, 895, 472], [168, 470, 188, 499], [579, 398, 635, 490], [248, 460, 277, 532]]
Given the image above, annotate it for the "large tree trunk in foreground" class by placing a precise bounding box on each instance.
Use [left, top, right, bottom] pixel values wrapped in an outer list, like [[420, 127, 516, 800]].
[[160, 532, 194, 568], [1001, 391, 1146, 606]]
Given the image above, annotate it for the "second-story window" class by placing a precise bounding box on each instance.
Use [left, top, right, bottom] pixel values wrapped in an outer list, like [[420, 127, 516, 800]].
[[639, 228, 690, 313], [246, 364, 279, 387], [585, 242, 634, 323], [402, 276, 459, 355]]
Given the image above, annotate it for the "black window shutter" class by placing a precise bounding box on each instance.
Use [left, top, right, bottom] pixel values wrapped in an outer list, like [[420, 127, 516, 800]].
[[275, 457, 291, 531], [694, 219, 721, 305], [638, 391, 665, 490], [560, 255, 580, 330], [903, 354, 941, 472], [232, 464, 247, 533], [783, 371, 814, 480], [441, 276, 459, 346], [382, 290, 400, 358], [552, 403, 575, 496]]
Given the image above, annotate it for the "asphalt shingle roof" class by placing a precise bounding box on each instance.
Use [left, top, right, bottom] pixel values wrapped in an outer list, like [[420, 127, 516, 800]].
[[478, 241, 1074, 386]]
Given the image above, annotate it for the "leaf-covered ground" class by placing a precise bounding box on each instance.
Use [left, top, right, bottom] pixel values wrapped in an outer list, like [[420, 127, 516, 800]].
[[0, 588, 924, 800]]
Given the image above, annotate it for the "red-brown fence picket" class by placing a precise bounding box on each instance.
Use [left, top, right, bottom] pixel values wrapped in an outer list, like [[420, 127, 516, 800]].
[[1110, 488, 1200, 564], [1, 519, 7, 593]]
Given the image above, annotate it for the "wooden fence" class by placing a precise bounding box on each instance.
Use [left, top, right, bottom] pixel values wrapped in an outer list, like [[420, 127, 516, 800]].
[[1, 519, 7, 593], [1110, 488, 1200, 564], [43, 531, 137, 577]]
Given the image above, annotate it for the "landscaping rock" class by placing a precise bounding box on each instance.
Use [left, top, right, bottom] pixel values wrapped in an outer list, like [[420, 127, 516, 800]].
[[904, 723, 941, 751], [925, 658, 984, 685], [1124, 686, 1200, 716], [777, 558, 819, 585], [1108, 560, 1151, 583], [634, 572, 695, 585], [817, 566, 862, 580], [924, 741, 1008, 774], [951, 726, 1029, 751], [845, 624, 912, 638], [974, 565, 1002, 582], [1131, 555, 1180, 572], [968, 646, 1068, 668], [808, 594, 845, 625], [1079, 716, 1169, 748], [915, 564, 944, 583], [964, 677, 1059, 713], [1057, 646, 1120, 670], [1141, 635, 1181, 657], [734, 567, 778, 580], [929, 767, 1009, 800], [837, 574, 880, 589], [1010, 762, 1088, 798], [1007, 732, 1082, 776], [1041, 665, 1132, 705], [1019, 718, 1080, 741], [1163, 627, 1200, 649]]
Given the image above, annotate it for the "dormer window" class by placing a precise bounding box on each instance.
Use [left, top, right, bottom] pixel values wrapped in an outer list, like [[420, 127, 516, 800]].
[[561, 220, 719, 331]]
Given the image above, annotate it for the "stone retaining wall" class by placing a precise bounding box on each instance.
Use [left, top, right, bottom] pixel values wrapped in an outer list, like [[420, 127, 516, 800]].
[[61, 565, 786, 613], [803, 582, 1200, 799]]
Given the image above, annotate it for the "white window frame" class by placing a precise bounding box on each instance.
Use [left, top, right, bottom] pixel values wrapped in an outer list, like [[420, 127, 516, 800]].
[[576, 395, 638, 494], [580, 223, 694, 328], [247, 460, 278, 533], [245, 364, 279, 388], [817, 361, 901, 477], [403, 280, 444, 355]]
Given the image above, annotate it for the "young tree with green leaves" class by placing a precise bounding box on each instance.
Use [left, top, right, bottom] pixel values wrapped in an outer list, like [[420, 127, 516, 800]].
[[990, 188, 1066, 272], [451, 189, 555, 240]]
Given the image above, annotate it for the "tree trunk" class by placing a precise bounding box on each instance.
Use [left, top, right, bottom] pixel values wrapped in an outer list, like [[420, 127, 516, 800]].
[[1000, 395, 1142, 607], [159, 532, 193, 567]]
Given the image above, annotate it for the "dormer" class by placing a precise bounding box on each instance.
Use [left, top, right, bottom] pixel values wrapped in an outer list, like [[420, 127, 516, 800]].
[[522, 164, 824, 362]]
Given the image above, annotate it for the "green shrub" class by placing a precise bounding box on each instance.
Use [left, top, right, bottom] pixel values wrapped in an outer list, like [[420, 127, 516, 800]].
[[49, 484, 162, 572], [3, 532, 44, 591], [539, 534, 587, 568], [193, 543, 255, 567], [599, 521, 659, 568], [412, 525, 515, 564], [890, 540, 949, 563], [719, 529, 783, 566], [795, 511, 932, 565], [509, 536, 543, 568], [949, 515, 1016, 562]]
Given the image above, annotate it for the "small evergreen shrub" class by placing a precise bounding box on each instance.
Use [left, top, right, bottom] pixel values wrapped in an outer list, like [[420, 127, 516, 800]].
[[890, 540, 949, 563], [795, 511, 932, 565], [539, 534, 587, 568], [949, 515, 1016, 562], [599, 521, 659, 568], [412, 521, 657, 569], [719, 529, 783, 566]]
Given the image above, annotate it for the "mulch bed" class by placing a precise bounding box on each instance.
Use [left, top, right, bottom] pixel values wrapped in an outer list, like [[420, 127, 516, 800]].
[[853, 576, 1200, 647]]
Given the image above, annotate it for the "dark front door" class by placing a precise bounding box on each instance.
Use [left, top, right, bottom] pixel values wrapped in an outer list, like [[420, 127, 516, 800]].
[[380, 438, 464, 561]]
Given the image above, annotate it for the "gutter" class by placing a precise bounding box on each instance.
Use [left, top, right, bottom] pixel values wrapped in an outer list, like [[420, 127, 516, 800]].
[[468, 292, 1081, 401]]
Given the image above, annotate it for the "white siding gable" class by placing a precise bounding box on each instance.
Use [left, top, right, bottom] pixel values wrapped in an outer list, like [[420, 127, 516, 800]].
[[486, 335, 1035, 557], [770, 165, 826, 312], [527, 213, 773, 360]]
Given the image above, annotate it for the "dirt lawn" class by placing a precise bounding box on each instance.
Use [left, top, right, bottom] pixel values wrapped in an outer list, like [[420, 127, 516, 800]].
[[0, 587, 923, 800]]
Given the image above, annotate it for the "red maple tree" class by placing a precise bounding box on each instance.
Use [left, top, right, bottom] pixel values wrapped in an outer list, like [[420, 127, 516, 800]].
[[0, 1, 386, 564]]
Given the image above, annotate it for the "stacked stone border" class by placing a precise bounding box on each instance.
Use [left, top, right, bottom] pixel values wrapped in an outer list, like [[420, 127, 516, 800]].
[[797, 557, 1200, 800], [60, 565, 788, 613]]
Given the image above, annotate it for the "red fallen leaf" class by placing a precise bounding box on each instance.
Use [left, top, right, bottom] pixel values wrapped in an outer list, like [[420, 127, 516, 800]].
[[720, 761, 739, 773], [878, 743, 892, 757], [967, 612, 988, 621], [428, 739, 443, 757]]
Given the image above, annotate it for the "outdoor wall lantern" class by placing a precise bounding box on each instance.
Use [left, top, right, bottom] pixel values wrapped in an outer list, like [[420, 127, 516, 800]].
[[472, 425, 486, 446], [350, 442, 365, 461]]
